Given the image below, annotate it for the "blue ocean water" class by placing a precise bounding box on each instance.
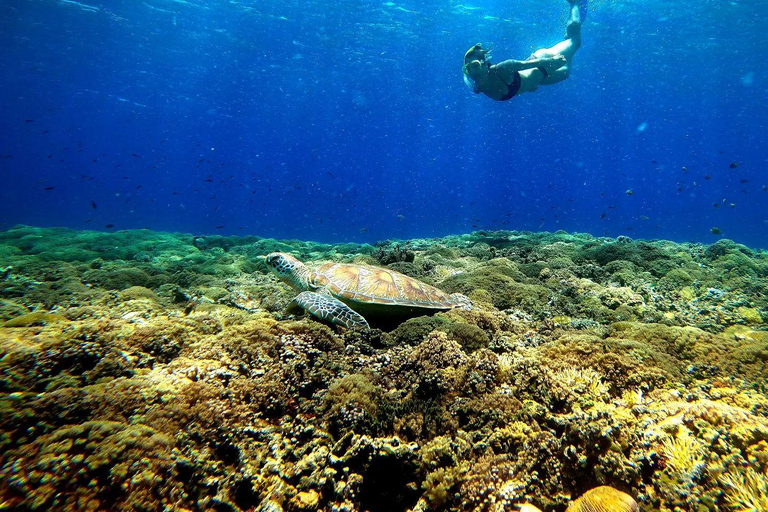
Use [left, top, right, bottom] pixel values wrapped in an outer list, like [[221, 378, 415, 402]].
[[1, 0, 766, 246]]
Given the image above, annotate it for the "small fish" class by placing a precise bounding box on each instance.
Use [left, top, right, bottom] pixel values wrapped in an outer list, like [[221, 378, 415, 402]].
[[600, 213, 606, 219], [105, 224, 115, 228], [43, 186, 55, 191], [131, 152, 141, 158], [24, 119, 34, 123], [91, 200, 97, 209], [625, 189, 633, 196], [729, 203, 736, 208], [681, 166, 688, 172], [740, 179, 749, 184], [705, 174, 712, 180], [729, 162, 738, 169], [763, 185, 767, 192], [710, 227, 722, 234], [215, 225, 224, 229], [713, 203, 721, 208]]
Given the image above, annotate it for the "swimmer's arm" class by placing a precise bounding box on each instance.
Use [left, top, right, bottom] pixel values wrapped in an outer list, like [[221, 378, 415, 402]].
[[495, 55, 565, 74]]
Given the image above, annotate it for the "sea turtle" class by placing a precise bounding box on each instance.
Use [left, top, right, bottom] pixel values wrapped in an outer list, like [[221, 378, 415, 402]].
[[264, 252, 472, 329]]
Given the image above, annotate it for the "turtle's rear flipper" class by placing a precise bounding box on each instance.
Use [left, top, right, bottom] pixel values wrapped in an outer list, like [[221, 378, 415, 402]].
[[294, 291, 370, 330]]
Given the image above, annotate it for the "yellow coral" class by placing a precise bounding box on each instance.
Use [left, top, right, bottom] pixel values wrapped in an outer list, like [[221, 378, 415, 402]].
[[552, 367, 609, 400], [619, 389, 644, 408], [738, 307, 763, 324], [720, 466, 768, 511], [679, 286, 696, 301], [659, 427, 705, 480]]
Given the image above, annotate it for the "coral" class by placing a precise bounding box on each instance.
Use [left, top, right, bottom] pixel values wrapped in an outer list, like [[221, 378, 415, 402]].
[[445, 322, 490, 352], [385, 315, 452, 347], [738, 306, 764, 324], [441, 261, 550, 313], [0, 421, 183, 511], [658, 427, 706, 481], [3, 311, 68, 327], [371, 243, 415, 265], [323, 373, 382, 436], [720, 466, 768, 512], [1, 226, 767, 512]]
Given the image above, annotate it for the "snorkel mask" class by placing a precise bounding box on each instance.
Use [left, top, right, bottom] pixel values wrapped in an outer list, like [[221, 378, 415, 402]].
[[463, 43, 491, 93]]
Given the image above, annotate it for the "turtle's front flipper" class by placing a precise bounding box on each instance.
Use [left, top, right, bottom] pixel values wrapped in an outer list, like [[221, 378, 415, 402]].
[[294, 291, 370, 330]]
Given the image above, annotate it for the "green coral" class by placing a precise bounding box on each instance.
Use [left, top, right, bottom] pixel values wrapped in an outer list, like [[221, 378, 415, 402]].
[[3, 312, 68, 327]]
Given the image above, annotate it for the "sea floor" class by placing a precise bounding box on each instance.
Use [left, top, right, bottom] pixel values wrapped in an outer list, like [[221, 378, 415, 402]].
[[0, 225, 766, 511]]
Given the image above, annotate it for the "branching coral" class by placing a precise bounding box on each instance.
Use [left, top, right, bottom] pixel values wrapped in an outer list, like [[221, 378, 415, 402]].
[[550, 367, 610, 403], [658, 427, 706, 481], [720, 466, 768, 511]]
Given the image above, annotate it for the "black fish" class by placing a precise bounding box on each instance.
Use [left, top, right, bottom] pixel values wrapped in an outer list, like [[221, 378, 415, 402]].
[[24, 119, 34, 123], [105, 224, 115, 228], [729, 162, 738, 169], [44, 186, 55, 191], [91, 200, 97, 209]]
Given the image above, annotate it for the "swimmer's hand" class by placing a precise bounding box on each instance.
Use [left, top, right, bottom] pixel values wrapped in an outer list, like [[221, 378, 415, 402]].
[[545, 54, 567, 69]]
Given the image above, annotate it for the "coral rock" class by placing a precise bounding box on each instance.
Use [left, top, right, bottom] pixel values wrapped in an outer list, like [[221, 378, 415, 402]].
[[565, 486, 638, 512]]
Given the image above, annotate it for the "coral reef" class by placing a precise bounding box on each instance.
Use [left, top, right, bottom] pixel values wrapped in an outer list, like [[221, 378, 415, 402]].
[[0, 225, 766, 511]]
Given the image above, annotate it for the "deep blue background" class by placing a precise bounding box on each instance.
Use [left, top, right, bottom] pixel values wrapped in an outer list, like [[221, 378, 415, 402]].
[[1, 0, 766, 246]]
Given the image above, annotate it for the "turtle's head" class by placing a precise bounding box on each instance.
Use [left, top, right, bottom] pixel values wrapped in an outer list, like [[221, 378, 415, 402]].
[[265, 252, 311, 290]]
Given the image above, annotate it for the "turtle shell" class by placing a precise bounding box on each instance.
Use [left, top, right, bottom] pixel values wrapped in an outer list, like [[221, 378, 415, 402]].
[[313, 262, 456, 309]]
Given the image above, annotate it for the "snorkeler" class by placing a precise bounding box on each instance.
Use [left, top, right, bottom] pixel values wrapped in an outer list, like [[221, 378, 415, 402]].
[[463, 0, 585, 101]]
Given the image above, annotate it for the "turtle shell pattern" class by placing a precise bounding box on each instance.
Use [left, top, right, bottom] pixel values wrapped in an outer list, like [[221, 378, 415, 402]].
[[312, 262, 456, 309]]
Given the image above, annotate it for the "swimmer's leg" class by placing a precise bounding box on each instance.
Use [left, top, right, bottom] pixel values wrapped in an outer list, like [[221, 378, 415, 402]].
[[531, 0, 584, 85]]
